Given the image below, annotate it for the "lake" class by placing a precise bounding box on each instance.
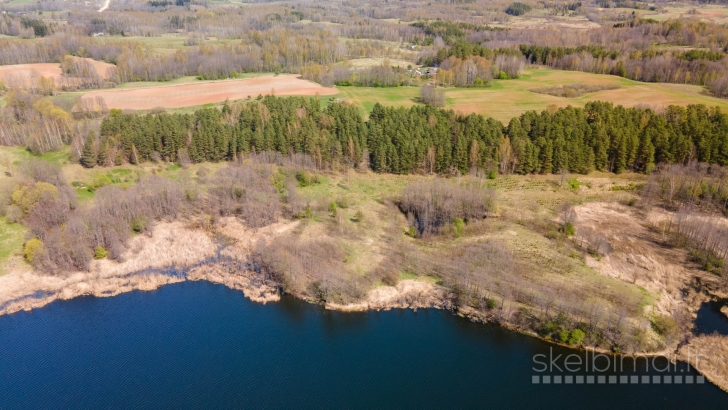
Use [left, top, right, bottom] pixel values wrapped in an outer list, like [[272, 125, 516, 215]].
[[0, 281, 726, 409]]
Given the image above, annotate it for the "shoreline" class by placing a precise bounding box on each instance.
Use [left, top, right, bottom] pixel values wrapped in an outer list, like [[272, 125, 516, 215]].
[[0, 218, 726, 393], [1, 257, 726, 393]]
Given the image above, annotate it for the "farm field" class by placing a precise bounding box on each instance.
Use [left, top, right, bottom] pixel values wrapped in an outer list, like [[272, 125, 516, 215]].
[[0, 58, 114, 88], [82, 75, 339, 110], [338, 68, 728, 123], [336, 86, 420, 118]]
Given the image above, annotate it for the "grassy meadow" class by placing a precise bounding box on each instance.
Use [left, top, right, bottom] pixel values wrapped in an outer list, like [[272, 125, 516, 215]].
[[337, 68, 728, 123]]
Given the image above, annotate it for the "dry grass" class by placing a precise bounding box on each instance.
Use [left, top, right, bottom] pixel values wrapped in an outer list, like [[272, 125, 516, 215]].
[[0, 221, 216, 315], [347, 58, 416, 68], [680, 334, 728, 392]]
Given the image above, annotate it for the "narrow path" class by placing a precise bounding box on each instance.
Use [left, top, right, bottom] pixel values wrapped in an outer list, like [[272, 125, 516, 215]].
[[98, 0, 110, 12]]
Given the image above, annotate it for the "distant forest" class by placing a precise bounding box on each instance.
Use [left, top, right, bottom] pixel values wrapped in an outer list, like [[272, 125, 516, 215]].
[[4, 5, 728, 94], [94, 96, 728, 175]]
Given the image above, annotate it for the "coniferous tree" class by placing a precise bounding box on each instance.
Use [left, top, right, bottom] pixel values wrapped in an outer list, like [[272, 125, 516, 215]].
[[97, 138, 108, 167], [80, 131, 97, 168]]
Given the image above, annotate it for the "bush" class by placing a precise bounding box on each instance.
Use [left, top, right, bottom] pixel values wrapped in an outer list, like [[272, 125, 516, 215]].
[[407, 226, 417, 238], [12, 182, 59, 215], [505, 2, 531, 16], [352, 210, 364, 222], [420, 84, 445, 107], [452, 217, 464, 238], [567, 178, 581, 191], [94, 246, 108, 259], [650, 314, 677, 337], [299, 206, 313, 219], [486, 298, 497, 309], [23, 238, 44, 264], [295, 171, 319, 187], [381, 271, 399, 286], [568, 329, 586, 345], [562, 221, 575, 236], [5, 205, 22, 223], [336, 196, 350, 209]]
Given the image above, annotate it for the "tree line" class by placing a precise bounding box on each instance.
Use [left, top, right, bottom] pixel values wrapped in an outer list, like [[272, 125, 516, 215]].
[[419, 17, 728, 93], [90, 96, 728, 175]]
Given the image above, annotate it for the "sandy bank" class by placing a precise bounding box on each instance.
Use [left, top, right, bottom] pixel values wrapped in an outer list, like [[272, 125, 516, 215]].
[[0, 221, 216, 315]]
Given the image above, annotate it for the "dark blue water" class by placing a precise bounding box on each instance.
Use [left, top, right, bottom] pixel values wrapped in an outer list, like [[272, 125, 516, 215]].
[[0, 281, 726, 409], [695, 298, 728, 336]]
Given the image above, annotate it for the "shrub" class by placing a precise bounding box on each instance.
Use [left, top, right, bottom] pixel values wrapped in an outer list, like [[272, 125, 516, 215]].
[[335, 196, 350, 209], [296, 171, 319, 187], [486, 298, 497, 309], [407, 226, 417, 237], [563, 221, 575, 236], [567, 178, 581, 191], [23, 238, 44, 264], [5, 205, 22, 223], [568, 329, 586, 345], [505, 2, 531, 16], [299, 206, 313, 219], [650, 314, 677, 337], [94, 246, 108, 259], [12, 182, 59, 215], [452, 217, 464, 238], [352, 210, 364, 222], [381, 270, 399, 286]]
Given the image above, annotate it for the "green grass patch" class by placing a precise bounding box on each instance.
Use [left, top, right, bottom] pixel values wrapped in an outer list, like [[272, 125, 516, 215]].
[[337, 67, 728, 123], [0, 217, 27, 275], [75, 188, 95, 202]]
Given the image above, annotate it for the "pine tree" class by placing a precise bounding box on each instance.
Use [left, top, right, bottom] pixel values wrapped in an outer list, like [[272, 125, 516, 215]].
[[97, 138, 108, 167], [80, 131, 97, 168], [636, 130, 655, 173]]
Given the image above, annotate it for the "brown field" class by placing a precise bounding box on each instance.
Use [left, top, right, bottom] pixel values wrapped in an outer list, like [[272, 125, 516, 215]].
[[84, 58, 114, 79], [83, 75, 339, 110], [0, 58, 114, 88], [0, 63, 63, 86]]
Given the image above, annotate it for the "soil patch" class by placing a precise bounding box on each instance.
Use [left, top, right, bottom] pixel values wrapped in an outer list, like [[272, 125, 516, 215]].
[[83, 75, 338, 110]]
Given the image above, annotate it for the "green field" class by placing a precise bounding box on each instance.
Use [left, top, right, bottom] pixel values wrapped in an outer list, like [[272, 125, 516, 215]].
[[97, 35, 244, 56], [0, 217, 26, 276], [336, 86, 419, 118], [337, 68, 728, 123]]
